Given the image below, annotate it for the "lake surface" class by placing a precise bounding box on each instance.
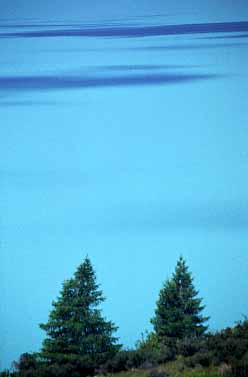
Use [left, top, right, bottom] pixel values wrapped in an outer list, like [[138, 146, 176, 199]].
[[1, 14, 248, 370]]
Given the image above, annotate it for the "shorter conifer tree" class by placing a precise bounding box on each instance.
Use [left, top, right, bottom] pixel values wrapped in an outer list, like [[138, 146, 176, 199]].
[[151, 256, 209, 344]]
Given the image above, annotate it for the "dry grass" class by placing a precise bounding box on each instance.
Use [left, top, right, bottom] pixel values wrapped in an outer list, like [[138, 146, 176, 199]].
[[106, 358, 221, 377]]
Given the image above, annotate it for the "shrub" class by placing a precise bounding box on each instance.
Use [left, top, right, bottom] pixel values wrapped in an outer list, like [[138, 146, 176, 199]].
[[185, 351, 213, 368], [176, 337, 208, 357], [137, 332, 176, 365], [99, 350, 142, 373], [207, 319, 248, 365], [0, 371, 11, 377], [229, 354, 248, 377], [148, 368, 170, 377]]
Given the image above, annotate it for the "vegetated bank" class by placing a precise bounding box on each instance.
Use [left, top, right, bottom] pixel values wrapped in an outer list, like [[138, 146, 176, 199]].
[[1, 256, 248, 377]]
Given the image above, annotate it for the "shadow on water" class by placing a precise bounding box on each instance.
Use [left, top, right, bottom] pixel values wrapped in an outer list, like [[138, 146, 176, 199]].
[[0, 71, 219, 93], [0, 20, 248, 38]]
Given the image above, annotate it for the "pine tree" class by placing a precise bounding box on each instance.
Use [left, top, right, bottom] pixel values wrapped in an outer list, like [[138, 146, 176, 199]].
[[151, 256, 209, 344], [39, 256, 120, 376]]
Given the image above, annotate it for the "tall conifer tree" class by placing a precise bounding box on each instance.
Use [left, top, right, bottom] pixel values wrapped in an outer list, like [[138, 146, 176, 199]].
[[151, 256, 209, 343], [40, 256, 120, 376]]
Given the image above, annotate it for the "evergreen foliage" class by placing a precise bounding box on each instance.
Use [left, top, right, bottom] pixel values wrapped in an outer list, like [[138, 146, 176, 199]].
[[12, 353, 41, 376], [151, 256, 209, 343], [4, 255, 248, 377], [39, 256, 120, 375]]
